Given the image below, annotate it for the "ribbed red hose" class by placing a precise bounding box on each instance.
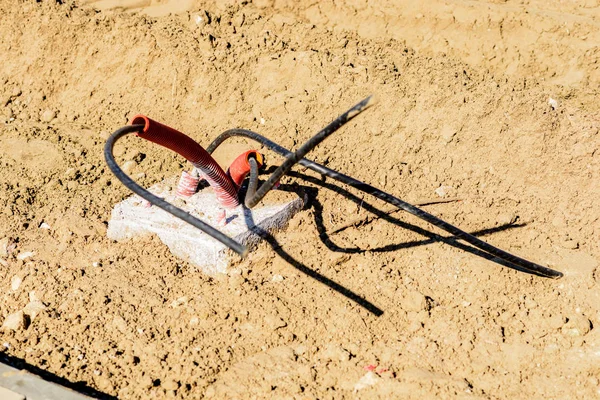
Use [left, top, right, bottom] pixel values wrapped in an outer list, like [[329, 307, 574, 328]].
[[227, 150, 264, 189], [176, 170, 200, 198], [130, 115, 240, 208]]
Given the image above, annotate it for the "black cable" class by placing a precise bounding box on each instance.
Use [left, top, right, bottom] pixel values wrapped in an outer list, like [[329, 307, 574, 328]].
[[245, 156, 260, 209], [207, 129, 563, 279], [242, 95, 375, 208], [104, 125, 247, 257]]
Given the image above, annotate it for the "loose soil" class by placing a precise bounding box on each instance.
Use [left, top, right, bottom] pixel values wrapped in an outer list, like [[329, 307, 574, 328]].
[[0, 0, 599, 399]]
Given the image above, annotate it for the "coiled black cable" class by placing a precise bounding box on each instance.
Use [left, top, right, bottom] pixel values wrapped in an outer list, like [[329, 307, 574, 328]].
[[104, 98, 373, 257], [104, 99, 562, 279], [207, 129, 563, 279]]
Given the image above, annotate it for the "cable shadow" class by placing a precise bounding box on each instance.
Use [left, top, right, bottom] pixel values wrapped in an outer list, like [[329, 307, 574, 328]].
[[239, 199, 384, 316], [238, 166, 544, 316], [0, 352, 117, 400], [284, 171, 545, 277]]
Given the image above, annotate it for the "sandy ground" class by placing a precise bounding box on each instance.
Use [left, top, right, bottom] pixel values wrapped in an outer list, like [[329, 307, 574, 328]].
[[0, 0, 599, 398]]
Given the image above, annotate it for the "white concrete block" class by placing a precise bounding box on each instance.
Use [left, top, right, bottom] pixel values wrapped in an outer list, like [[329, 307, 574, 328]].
[[107, 179, 304, 274]]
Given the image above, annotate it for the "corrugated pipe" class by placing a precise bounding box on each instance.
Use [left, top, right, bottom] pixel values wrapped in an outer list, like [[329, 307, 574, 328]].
[[130, 115, 240, 208], [227, 150, 264, 189]]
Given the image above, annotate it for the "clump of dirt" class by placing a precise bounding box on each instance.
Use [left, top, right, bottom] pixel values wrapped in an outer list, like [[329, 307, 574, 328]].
[[0, 0, 599, 399]]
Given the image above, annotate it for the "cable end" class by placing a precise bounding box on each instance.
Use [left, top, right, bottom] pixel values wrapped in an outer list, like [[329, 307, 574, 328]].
[[363, 94, 378, 109], [549, 270, 564, 279]]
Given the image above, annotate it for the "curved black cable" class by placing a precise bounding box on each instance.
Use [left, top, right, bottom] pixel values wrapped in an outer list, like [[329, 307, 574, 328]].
[[207, 129, 563, 279], [245, 156, 260, 209], [104, 125, 247, 257]]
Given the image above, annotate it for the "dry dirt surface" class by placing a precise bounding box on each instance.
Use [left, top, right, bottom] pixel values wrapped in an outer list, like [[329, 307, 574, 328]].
[[1, 0, 599, 399]]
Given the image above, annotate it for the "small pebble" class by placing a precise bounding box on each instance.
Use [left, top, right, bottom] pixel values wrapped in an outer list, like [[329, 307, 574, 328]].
[[10, 276, 22, 291], [17, 251, 35, 261], [39, 222, 51, 230], [2, 311, 28, 331], [353, 371, 381, 392], [271, 274, 284, 282], [194, 14, 205, 26], [121, 160, 137, 174], [548, 97, 558, 110], [435, 185, 453, 197], [0, 237, 10, 257], [497, 212, 517, 226], [40, 109, 56, 122], [23, 292, 46, 321]]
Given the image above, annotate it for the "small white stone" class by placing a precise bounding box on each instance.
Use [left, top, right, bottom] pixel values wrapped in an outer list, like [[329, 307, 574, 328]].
[[10, 276, 22, 291], [92, 262, 100, 267], [2, 311, 27, 331], [271, 274, 284, 282], [190, 317, 199, 326], [40, 109, 56, 122], [353, 371, 381, 392], [548, 98, 558, 110], [23, 292, 46, 321], [435, 185, 453, 197], [0, 237, 11, 257], [39, 222, 51, 230], [260, 117, 265, 125], [121, 160, 137, 174], [17, 251, 35, 261], [462, 301, 471, 307], [194, 15, 204, 25]]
